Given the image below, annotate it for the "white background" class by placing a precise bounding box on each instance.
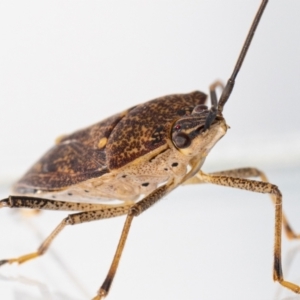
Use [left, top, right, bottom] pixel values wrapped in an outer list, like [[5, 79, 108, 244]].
[[0, 1, 300, 300]]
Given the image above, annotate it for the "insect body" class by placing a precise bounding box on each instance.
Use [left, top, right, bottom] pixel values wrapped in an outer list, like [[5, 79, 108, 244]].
[[1, 0, 300, 299], [13, 91, 221, 203]]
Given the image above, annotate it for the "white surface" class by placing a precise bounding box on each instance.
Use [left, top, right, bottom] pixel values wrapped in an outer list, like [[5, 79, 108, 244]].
[[0, 0, 300, 300], [1, 169, 300, 300]]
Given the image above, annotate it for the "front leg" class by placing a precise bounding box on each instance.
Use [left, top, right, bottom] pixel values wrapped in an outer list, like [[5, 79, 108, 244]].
[[198, 171, 300, 294], [184, 167, 299, 240]]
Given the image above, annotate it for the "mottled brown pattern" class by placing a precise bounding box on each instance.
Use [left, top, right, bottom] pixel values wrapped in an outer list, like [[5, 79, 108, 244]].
[[130, 182, 170, 216], [13, 91, 206, 193], [7, 196, 118, 211], [106, 91, 207, 170], [14, 109, 133, 192], [69, 206, 130, 224], [202, 173, 281, 196], [59, 109, 134, 148], [209, 167, 261, 178]]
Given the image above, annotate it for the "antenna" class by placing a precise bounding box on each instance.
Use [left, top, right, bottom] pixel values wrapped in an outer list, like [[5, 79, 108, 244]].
[[218, 0, 269, 112]]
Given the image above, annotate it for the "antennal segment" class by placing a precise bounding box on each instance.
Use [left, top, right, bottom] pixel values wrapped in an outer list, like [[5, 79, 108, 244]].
[[218, 0, 269, 112]]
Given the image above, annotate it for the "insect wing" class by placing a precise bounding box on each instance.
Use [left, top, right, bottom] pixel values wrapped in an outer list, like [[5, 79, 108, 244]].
[[13, 110, 132, 193]]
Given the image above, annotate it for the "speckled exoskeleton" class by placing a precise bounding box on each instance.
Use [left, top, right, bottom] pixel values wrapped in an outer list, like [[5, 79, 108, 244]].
[[1, 1, 300, 299]]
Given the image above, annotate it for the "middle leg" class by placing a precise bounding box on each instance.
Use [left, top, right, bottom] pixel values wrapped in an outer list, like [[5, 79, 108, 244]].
[[0, 196, 132, 266]]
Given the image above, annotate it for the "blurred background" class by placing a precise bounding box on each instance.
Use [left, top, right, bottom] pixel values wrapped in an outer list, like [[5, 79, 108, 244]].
[[0, 0, 300, 299]]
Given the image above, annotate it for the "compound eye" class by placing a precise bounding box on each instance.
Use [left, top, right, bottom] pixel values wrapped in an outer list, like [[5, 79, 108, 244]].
[[172, 132, 191, 149], [192, 104, 208, 114]]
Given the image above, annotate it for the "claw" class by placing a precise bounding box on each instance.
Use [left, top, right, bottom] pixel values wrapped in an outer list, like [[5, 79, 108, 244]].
[[0, 259, 9, 267], [0, 252, 39, 267], [0, 198, 9, 209], [91, 295, 103, 300], [92, 290, 106, 300]]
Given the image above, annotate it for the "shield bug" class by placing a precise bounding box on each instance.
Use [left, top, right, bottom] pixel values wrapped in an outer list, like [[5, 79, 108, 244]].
[[1, 0, 300, 299]]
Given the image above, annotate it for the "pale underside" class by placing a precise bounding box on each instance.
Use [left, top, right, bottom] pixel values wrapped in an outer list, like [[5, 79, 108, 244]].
[[13, 144, 195, 204]]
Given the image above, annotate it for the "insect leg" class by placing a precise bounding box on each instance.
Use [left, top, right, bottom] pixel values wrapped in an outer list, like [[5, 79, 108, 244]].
[[198, 171, 300, 294], [93, 181, 174, 300], [0, 195, 128, 211], [0, 197, 131, 267], [184, 168, 300, 240]]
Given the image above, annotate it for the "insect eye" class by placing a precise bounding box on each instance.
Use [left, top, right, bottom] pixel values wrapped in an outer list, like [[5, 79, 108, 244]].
[[192, 104, 208, 114], [172, 132, 191, 149]]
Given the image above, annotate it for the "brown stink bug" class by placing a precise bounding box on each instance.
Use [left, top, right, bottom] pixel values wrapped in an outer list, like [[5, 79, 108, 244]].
[[1, 1, 300, 299]]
